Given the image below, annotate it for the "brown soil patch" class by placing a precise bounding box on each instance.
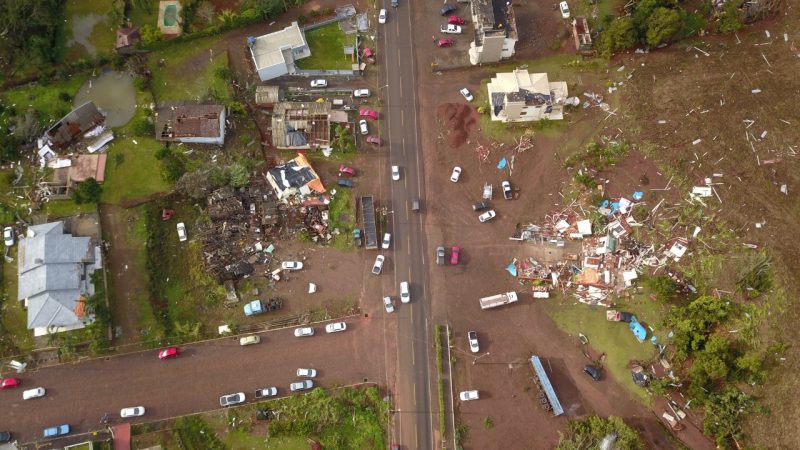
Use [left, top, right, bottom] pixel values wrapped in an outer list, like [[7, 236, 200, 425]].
[[436, 103, 479, 149]]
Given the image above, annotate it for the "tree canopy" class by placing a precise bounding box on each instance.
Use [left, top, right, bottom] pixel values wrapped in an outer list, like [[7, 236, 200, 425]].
[[557, 416, 644, 450], [0, 0, 66, 73]]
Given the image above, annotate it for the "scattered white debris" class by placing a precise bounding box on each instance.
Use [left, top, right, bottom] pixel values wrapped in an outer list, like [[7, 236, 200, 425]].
[[780, 184, 788, 195], [760, 131, 768, 139], [751, 89, 762, 94], [692, 186, 713, 198], [657, 120, 667, 124], [765, 30, 771, 38], [692, 139, 702, 145]]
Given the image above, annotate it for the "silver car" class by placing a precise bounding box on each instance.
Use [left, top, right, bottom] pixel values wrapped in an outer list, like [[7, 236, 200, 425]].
[[290, 380, 314, 392], [372, 255, 385, 275], [297, 368, 317, 378], [478, 210, 497, 223], [383, 296, 395, 313], [459, 390, 479, 401], [219, 392, 245, 407], [468, 331, 479, 353], [294, 327, 315, 337]]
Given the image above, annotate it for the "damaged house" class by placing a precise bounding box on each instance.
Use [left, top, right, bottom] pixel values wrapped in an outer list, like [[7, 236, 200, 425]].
[[42, 101, 106, 158], [487, 69, 568, 122], [271, 101, 332, 150], [468, 0, 518, 65], [266, 153, 326, 201], [155, 103, 226, 145]]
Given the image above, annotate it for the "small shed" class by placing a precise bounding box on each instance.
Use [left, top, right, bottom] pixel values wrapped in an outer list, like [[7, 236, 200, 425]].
[[116, 26, 141, 50], [255, 86, 282, 107], [572, 17, 592, 52]]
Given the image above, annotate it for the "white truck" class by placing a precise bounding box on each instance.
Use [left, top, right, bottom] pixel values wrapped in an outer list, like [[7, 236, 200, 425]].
[[479, 291, 518, 309]]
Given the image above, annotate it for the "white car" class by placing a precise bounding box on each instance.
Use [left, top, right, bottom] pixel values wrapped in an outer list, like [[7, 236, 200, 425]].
[[559, 1, 570, 19], [219, 392, 245, 406], [297, 368, 317, 378], [353, 89, 371, 98], [478, 210, 497, 223], [325, 322, 347, 333], [379, 8, 387, 24], [459, 390, 479, 401], [120, 406, 146, 418], [383, 296, 395, 313], [294, 327, 315, 337], [400, 281, 410, 303], [22, 387, 45, 400], [290, 380, 314, 392], [382, 233, 392, 249], [502, 180, 512, 200], [440, 24, 462, 34], [310, 79, 327, 88], [391, 165, 400, 181], [176, 222, 187, 242], [450, 166, 462, 182], [372, 255, 385, 275], [3, 226, 13, 247], [281, 261, 304, 270], [468, 331, 479, 353], [359, 119, 369, 135], [460, 88, 473, 102]]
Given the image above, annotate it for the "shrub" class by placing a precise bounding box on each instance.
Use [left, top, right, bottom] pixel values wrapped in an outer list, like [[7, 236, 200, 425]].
[[72, 178, 103, 204], [557, 416, 643, 449], [645, 7, 683, 47]]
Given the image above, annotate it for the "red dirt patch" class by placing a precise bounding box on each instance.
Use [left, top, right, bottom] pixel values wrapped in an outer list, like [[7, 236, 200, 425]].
[[436, 103, 479, 148]]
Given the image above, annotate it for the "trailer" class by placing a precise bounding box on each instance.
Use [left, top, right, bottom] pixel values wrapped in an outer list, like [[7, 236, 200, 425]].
[[479, 291, 518, 309], [361, 196, 378, 249], [530, 356, 564, 416]]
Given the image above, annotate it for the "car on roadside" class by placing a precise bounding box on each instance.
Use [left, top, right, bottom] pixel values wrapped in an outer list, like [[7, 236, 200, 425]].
[[450, 166, 462, 182], [297, 368, 317, 378], [121, 406, 145, 418], [382, 233, 392, 249], [353, 88, 371, 98], [372, 255, 385, 275], [310, 79, 327, 88], [176, 222, 187, 242], [3, 227, 13, 247], [281, 261, 304, 270], [583, 365, 602, 381], [436, 246, 445, 265], [362, 47, 376, 64], [383, 296, 395, 313], [502, 180, 512, 200], [440, 24, 462, 34], [379, 8, 387, 24], [290, 380, 314, 392], [437, 38, 456, 48], [472, 201, 489, 211], [450, 246, 460, 265], [468, 331, 479, 353], [338, 164, 356, 176], [478, 210, 497, 223], [239, 335, 261, 346], [325, 322, 347, 333], [441, 4, 457, 15], [459, 390, 479, 401], [0, 432, 10, 443], [359, 119, 369, 135], [219, 392, 245, 407], [255, 387, 278, 398], [366, 135, 382, 146], [158, 346, 180, 360], [448, 15, 466, 25], [0, 378, 20, 389], [359, 108, 379, 120], [43, 424, 70, 439], [337, 179, 354, 188], [460, 88, 474, 102], [294, 327, 315, 337], [391, 165, 400, 181], [400, 281, 410, 303], [23, 387, 46, 400], [559, 1, 571, 18]]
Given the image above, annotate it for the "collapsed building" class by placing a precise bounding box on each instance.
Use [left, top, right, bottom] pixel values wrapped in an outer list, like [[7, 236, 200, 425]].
[[468, 0, 518, 65]]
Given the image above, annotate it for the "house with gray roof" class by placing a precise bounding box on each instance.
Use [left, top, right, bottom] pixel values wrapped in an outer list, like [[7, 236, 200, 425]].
[[17, 221, 102, 336], [248, 22, 311, 81]]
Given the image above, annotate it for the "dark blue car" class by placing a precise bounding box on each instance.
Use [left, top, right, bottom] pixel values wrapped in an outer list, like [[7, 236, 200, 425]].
[[337, 179, 354, 188]]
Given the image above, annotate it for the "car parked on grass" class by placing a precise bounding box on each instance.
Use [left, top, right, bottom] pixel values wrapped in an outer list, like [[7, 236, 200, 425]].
[[359, 119, 369, 135], [472, 201, 489, 211], [436, 246, 445, 265], [353, 88, 371, 98], [176, 222, 187, 242], [440, 4, 457, 15], [23, 387, 46, 400], [310, 79, 327, 88], [383, 296, 395, 313], [297, 368, 317, 378], [366, 135, 382, 146], [440, 24, 462, 34], [478, 210, 497, 223], [239, 335, 261, 346], [450, 166, 462, 182], [372, 255, 385, 275], [158, 346, 180, 360], [460, 88, 473, 102], [281, 261, 304, 270], [391, 165, 400, 181], [3, 227, 13, 247], [0, 378, 20, 389], [325, 322, 347, 333], [359, 108, 379, 120], [219, 392, 245, 407], [294, 327, 315, 337], [450, 246, 460, 265], [448, 15, 466, 25], [382, 233, 392, 249], [468, 331, 479, 353], [502, 180, 512, 200], [338, 164, 356, 176], [290, 380, 314, 392], [379, 8, 387, 24], [559, 1, 571, 18], [121, 406, 145, 418], [583, 365, 602, 381], [437, 38, 456, 48], [400, 281, 410, 303], [459, 390, 479, 401], [43, 424, 70, 439], [337, 179, 354, 188]]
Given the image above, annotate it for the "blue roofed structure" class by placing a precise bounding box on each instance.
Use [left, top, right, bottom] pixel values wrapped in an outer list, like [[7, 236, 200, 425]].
[[530, 355, 564, 416]]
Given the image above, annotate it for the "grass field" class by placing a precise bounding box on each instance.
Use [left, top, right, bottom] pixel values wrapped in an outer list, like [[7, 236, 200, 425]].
[[1, 74, 90, 124], [0, 249, 35, 357], [295, 23, 355, 70], [148, 35, 229, 102], [64, 0, 116, 59], [100, 137, 171, 205], [41, 199, 98, 219]]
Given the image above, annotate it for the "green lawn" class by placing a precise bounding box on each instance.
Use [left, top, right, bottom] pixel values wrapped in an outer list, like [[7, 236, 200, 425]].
[[225, 430, 307, 450], [295, 23, 354, 70], [128, 1, 161, 29], [100, 137, 171, 205], [1, 248, 35, 356], [41, 199, 97, 219], [148, 35, 229, 102], [1, 74, 90, 124], [64, 0, 116, 59]]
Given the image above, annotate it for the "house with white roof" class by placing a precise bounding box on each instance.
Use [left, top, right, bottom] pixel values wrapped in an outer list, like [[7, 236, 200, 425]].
[[248, 22, 311, 81], [487, 69, 569, 122]]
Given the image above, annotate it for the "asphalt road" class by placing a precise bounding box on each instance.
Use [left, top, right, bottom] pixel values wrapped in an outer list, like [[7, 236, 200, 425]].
[[0, 318, 382, 443], [378, 3, 435, 449]]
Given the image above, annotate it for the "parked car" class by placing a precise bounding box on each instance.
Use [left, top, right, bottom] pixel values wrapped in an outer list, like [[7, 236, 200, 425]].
[[436, 246, 445, 265], [400, 281, 410, 303], [255, 387, 278, 398], [502, 180, 512, 200], [23, 387, 46, 400], [440, 24, 462, 34], [310, 79, 327, 88], [440, 4, 457, 15], [158, 346, 180, 360], [0, 432, 10, 443], [337, 179, 354, 188], [297, 368, 317, 378], [290, 380, 314, 392], [366, 135, 382, 145], [219, 392, 245, 407], [411, 198, 420, 211], [383, 296, 395, 313], [372, 255, 385, 275], [450, 246, 460, 265], [437, 38, 456, 48], [325, 322, 347, 333], [478, 210, 497, 223], [448, 15, 466, 25], [239, 335, 261, 346], [583, 365, 602, 381], [294, 327, 315, 337], [353, 88, 371, 98], [176, 222, 187, 242], [379, 8, 387, 24], [359, 108, 379, 120], [459, 390, 479, 401], [468, 331, 479, 353], [382, 233, 392, 249], [3, 227, 13, 247], [281, 261, 304, 270], [472, 201, 489, 211], [338, 164, 356, 176], [359, 119, 369, 135], [121, 406, 145, 418], [450, 166, 462, 182], [362, 47, 376, 64], [460, 88, 473, 102], [559, 1, 570, 18], [0, 378, 20, 389], [43, 424, 70, 439]]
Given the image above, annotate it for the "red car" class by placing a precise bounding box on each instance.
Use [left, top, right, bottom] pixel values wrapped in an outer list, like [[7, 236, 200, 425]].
[[359, 108, 379, 120], [158, 347, 180, 360], [448, 16, 466, 25], [450, 246, 460, 265], [362, 47, 376, 64], [0, 378, 21, 389], [338, 164, 356, 176], [366, 135, 382, 146], [437, 38, 456, 48]]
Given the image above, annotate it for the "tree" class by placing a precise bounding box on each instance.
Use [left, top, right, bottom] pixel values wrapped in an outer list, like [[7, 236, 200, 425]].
[[227, 163, 250, 187], [644, 276, 678, 302], [72, 178, 103, 204], [196, 1, 216, 25], [717, 0, 743, 33], [557, 416, 644, 450], [598, 17, 637, 58], [140, 24, 161, 45], [666, 295, 732, 360], [703, 387, 752, 448], [645, 7, 682, 47], [0, 0, 67, 72]]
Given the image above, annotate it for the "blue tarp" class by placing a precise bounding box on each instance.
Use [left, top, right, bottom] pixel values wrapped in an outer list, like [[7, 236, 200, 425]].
[[632, 191, 644, 200], [506, 262, 517, 276], [497, 158, 507, 169], [630, 321, 647, 342], [530, 356, 564, 416]]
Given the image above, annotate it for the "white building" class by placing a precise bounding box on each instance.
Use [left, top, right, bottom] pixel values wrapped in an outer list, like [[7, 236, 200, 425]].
[[487, 69, 568, 122], [468, 0, 518, 65], [248, 22, 311, 81]]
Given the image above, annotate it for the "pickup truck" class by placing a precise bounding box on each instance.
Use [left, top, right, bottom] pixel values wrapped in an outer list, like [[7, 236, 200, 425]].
[[353, 228, 362, 247], [479, 291, 518, 309], [440, 24, 462, 34], [244, 298, 284, 316]]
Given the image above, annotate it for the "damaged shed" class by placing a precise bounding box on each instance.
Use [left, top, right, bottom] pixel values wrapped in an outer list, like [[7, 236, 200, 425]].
[[271, 101, 332, 150], [266, 153, 326, 201]]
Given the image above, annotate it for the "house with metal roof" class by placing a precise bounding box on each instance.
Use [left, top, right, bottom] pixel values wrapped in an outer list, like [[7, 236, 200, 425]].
[[44, 102, 106, 151], [271, 101, 332, 150], [17, 221, 102, 336], [248, 22, 311, 81], [487, 69, 568, 122], [155, 102, 226, 145]]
